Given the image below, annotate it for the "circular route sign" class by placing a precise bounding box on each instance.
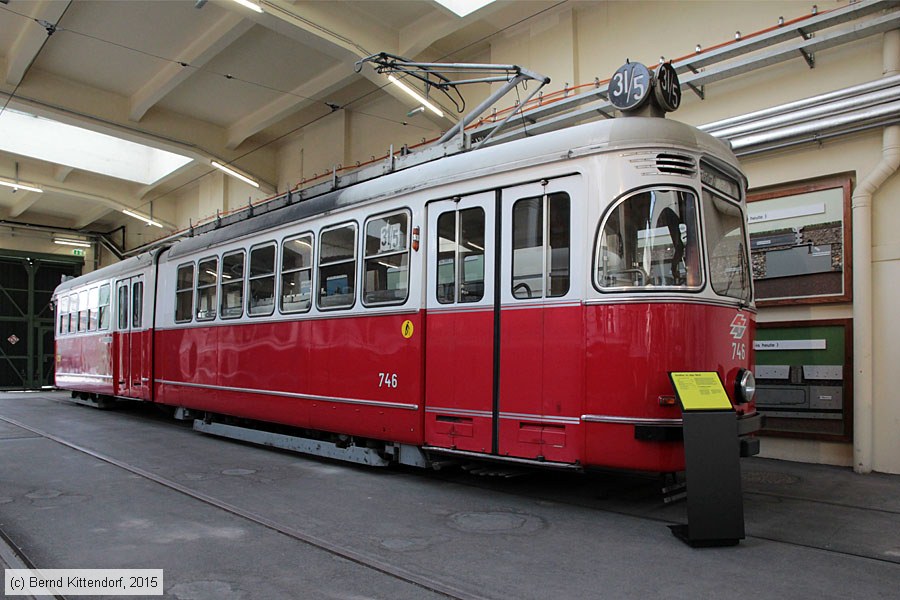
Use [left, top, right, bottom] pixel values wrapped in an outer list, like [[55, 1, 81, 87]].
[[609, 62, 652, 111], [654, 62, 682, 112]]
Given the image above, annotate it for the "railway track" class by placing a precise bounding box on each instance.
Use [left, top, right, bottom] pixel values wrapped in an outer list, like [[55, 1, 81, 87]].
[[0, 413, 484, 600], [1, 400, 897, 600]]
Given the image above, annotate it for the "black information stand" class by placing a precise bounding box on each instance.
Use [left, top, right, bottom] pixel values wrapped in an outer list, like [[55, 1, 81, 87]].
[[668, 372, 745, 547]]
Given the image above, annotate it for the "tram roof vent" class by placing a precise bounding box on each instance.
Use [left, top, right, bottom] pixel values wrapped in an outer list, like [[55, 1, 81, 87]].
[[655, 152, 696, 176], [628, 152, 696, 177]]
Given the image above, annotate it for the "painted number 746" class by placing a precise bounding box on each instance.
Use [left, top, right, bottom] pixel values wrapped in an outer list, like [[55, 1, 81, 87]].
[[378, 372, 398, 388], [731, 343, 746, 361]]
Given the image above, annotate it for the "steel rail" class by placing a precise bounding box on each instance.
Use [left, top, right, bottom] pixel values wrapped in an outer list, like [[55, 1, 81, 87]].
[[3, 402, 898, 579], [0, 414, 489, 600]]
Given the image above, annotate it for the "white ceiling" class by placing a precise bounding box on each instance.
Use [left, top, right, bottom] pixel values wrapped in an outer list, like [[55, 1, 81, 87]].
[[0, 0, 562, 236]]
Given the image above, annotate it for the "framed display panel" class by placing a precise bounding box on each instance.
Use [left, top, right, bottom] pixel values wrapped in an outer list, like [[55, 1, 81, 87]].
[[747, 175, 852, 306], [754, 319, 853, 441]]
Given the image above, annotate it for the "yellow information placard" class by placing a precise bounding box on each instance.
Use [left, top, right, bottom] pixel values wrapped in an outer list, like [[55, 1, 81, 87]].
[[669, 372, 734, 411]]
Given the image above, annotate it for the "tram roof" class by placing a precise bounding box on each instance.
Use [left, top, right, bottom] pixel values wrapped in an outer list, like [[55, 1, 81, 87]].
[[54, 115, 738, 295], [165, 116, 736, 262], [53, 250, 158, 296]]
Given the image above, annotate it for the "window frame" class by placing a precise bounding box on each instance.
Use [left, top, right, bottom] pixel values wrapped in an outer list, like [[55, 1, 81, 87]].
[[195, 256, 219, 322], [117, 282, 129, 330], [362, 209, 412, 307], [279, 232, 314, 315], [247, 241, 278, 318], [220, 249, 246, 320], [87, 286, 99, 331], [132, 280, 143, 329], [77, 289, 88, 332], [316, 221, 358, 311], [702, 187, 752, 303], [98, 283, 111, 331], [435, 206, 486, 305], [592, 185, 706, 294], [58, 295, 69, 335], [174, 262, 195, 324], [510, 192, 571, 301], [68, 293, 78, 334]]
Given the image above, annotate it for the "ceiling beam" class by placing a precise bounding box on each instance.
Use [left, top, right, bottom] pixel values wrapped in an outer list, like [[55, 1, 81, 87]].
[[72, 205, 113, 229], [7, 190, 41, 218], [36, 183, 176, 230], [5, 0, 71, 86], [257, 0, 389, 61], [223, 0, 455, 144], [225, 63, 348, 149], [129, 12, 254, 122], [53, 165, 74, 182]]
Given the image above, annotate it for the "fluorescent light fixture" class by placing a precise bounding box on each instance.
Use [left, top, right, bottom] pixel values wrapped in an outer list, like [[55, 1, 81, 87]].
[[0, 109, 193, 185], [230, 0, 263, 13], [54, 238, 91, 248], [122, 208, 164, 228], [433, 0, 496, 18], [0, 178, 43, 193], [211, 160, 260, 188], [388, 75, 444, 118]]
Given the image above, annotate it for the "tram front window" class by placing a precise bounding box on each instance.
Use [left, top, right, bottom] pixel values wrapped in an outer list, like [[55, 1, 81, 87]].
[[597, 189, 701, 290]]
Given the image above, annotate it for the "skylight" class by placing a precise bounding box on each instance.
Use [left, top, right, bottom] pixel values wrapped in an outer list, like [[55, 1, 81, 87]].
[[0, 109, 194, 185], [433, 0, 497, 18]]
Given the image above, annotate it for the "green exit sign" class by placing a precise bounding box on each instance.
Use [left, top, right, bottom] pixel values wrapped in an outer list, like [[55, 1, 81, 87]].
[[72, 249, 85, 256]]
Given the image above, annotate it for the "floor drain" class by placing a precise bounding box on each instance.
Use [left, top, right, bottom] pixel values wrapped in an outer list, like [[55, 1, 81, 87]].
[[221, 468, 256, 476], [743, 471, 800, 485], [448, 511, 545, 534]]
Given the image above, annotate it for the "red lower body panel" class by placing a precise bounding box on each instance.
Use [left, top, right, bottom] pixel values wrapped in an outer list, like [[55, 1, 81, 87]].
[[155, 313, 425, 445]]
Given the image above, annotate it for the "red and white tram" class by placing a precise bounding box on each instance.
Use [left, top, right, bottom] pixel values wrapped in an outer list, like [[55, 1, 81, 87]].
[[53, 111, 761, 473]]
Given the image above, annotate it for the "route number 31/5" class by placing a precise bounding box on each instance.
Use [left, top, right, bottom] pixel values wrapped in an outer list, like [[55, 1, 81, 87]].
[[378, 372, 398, 388]]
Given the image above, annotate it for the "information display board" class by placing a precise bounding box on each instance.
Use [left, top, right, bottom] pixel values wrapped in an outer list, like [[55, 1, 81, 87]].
[[669, 372, 733, 411]]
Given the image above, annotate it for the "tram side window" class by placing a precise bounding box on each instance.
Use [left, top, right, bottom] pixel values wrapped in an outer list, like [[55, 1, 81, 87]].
[[596, 189, 702, 290], [132, 281, 143, 329], [58, 295, 69, 335], [98, 284, 110, 330], [87, 287, 99, 331], [318, 223, 357, 309], [248, 244, 276, 317], [281, 234, 313, 314], [436, 208, 485, 304], [221, 250, 245, 319], [175, 264, 194, 323], [703, 189, 751, 302], [196, 258, 218, 321], [118, 284, 129, 329], [511, 193, 570, 299], [363, 211, 410, 306], [78, 290, 88, 332], [69, 294, 78, 333]]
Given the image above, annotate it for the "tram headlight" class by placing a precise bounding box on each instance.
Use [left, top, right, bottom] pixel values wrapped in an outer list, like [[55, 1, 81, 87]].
[[735, 369, 756, 404]]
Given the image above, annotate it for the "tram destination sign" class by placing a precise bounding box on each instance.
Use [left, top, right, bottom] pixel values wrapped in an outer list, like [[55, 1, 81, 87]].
[[609, 61, 652, 111], [654, 62, 681, 112]]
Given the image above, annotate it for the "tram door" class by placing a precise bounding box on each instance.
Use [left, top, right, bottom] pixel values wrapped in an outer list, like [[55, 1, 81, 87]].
[[424, 192, 497, 453], [497, 177, 582, 463], [114, 275, 146, 399]]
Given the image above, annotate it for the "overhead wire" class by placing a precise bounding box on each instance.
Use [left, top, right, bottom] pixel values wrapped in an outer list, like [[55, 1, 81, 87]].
[[13, 0, 826, 231], [0, 2, 72, 118]]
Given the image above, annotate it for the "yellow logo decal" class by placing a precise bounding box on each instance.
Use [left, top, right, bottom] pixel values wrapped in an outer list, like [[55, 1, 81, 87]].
[[401, 320, 414, 339]]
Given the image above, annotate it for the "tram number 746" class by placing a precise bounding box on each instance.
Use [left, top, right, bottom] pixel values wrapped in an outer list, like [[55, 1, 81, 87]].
[[378, 372, 399, 388], [731, 343, 747, 361]]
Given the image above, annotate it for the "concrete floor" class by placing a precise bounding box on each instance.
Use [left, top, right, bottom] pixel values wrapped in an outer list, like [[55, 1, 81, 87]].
[[1, 390, 898, 599]]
